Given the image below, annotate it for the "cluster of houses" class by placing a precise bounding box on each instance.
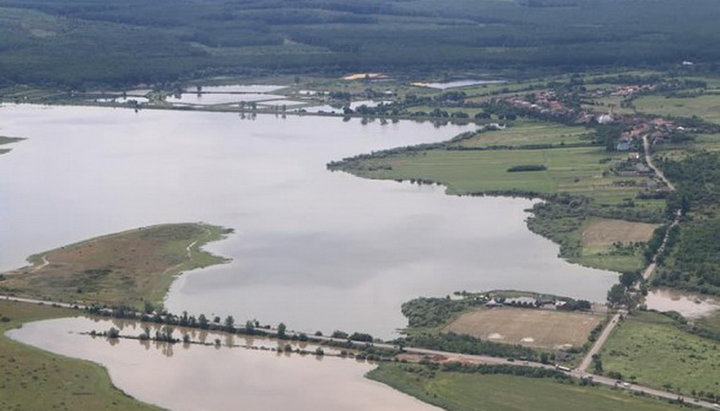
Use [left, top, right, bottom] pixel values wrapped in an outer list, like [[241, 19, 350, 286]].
[[485, 296, 570, 310], [503, 91, 570, 118], [500, 84, 686, 153], [582, 84, 657, 99]]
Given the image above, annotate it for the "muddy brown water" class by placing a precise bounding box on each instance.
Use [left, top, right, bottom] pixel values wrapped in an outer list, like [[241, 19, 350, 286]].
[[645, 288, 720, 318], [7, 317, 437, 410]]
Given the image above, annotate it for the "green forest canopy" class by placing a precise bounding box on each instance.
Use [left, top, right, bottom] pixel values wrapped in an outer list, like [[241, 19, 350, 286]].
[[1, 0, 719, 87]]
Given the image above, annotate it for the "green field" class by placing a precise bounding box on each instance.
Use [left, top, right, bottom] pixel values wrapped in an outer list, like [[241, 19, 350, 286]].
[[368, 363, 681, 411], [347, 145, 647, 204], [0, 300, 157, 410], [696, 312, 720, 336], [601, 311, 720, 397], [461, 121, 592, 147], [633, 94, 720, 124]]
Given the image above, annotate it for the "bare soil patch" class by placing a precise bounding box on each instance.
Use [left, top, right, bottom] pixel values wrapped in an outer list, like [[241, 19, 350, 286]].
[[582, 218, 658, 247], [443, 307, 603, 349]]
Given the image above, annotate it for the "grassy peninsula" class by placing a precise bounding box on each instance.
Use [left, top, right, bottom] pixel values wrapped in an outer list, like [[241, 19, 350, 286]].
[[0, 300, 158, 410], [0, 223, 231, 309]]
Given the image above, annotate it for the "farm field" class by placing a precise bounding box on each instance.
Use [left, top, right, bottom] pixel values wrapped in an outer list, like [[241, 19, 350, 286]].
[[346, 145, 649, 205], [367, 363, 681, 411], [1, 223, 230, 309], [442, 307, 603, 349], [601, 311, 720, 397], [582, 219, 658, 247], [573, 218, 657, 273], [0, 300, 157, 410], [633, 94, 720, 124], [460, 121, 591, 148]]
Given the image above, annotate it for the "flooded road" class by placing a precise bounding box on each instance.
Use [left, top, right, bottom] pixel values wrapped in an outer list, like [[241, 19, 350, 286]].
[[7, 317, 436, 410]]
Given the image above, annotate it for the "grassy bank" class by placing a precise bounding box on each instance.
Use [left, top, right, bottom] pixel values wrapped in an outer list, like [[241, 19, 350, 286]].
[[367, 363, 680, 411], [0, 300, 158, 410], [330, 121, 663, 273], [601, 311, 720, 399], [0, 223, 231, 309]]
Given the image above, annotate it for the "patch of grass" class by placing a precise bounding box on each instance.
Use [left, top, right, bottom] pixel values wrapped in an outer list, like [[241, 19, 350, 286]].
[[1, 223, 231, 309], [0, 300, 158, 410], [601, 311, 720, 397], [367, 363, 680, 411], [633, 94, 720, 124], [346, 145, 648, 203], [460, 120, 592, 147], [696, 312, 720, 335]]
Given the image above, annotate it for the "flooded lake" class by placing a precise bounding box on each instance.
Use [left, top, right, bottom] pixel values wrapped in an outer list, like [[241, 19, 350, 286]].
[[7, 317, 436, 411], [0, 104, 617, 337], [646, 288, 720, 318]]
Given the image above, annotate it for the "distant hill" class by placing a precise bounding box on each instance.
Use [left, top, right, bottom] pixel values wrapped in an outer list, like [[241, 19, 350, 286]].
[[0, 0, 718, 87]]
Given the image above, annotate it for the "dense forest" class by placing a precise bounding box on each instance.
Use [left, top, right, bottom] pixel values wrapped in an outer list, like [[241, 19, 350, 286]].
[[1, 0, 720, 87], [655, 152, 720, 294]]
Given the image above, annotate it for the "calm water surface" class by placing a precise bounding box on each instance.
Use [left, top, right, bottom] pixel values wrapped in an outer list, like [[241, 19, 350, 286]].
[[166, 93, 284, 105], [0, 104, 617, 337], [646, 288, 720, 318], [8, 317, 436, 411]]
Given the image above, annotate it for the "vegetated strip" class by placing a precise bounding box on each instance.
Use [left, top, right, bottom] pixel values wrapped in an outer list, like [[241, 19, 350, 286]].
[[0, 223, 233, 310]]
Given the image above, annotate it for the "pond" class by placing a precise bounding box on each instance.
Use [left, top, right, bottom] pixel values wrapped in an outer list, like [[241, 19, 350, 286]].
[[0, 104, 617, 338]]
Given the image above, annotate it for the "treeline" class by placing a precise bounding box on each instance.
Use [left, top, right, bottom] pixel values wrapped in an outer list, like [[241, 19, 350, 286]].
[[3, 0, 720, 87], [654, 220, 720, 294], [400, 362, 569, 380], [401, 296, 486, 328], [403, 332, 540, 361], [662, 151, 720, 212], [507, 164, 547, 172]]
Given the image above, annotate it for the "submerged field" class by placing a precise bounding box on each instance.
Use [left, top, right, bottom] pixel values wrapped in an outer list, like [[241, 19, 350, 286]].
[[0, 300, 157, 410], [367, 363, 681, 411], [1, 223, 230, 308]]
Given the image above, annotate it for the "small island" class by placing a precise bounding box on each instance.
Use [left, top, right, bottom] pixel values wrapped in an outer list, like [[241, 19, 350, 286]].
[[1, 223, 232, 309]]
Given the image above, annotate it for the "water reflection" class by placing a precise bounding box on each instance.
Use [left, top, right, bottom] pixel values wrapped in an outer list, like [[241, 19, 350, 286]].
[[8, 317, 436, 411], [0, 104, 617, 338]]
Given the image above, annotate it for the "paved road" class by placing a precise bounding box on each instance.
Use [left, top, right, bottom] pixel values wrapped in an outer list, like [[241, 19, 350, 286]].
[[643, 134, 676, 191], [577, 311, 623, 372]]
